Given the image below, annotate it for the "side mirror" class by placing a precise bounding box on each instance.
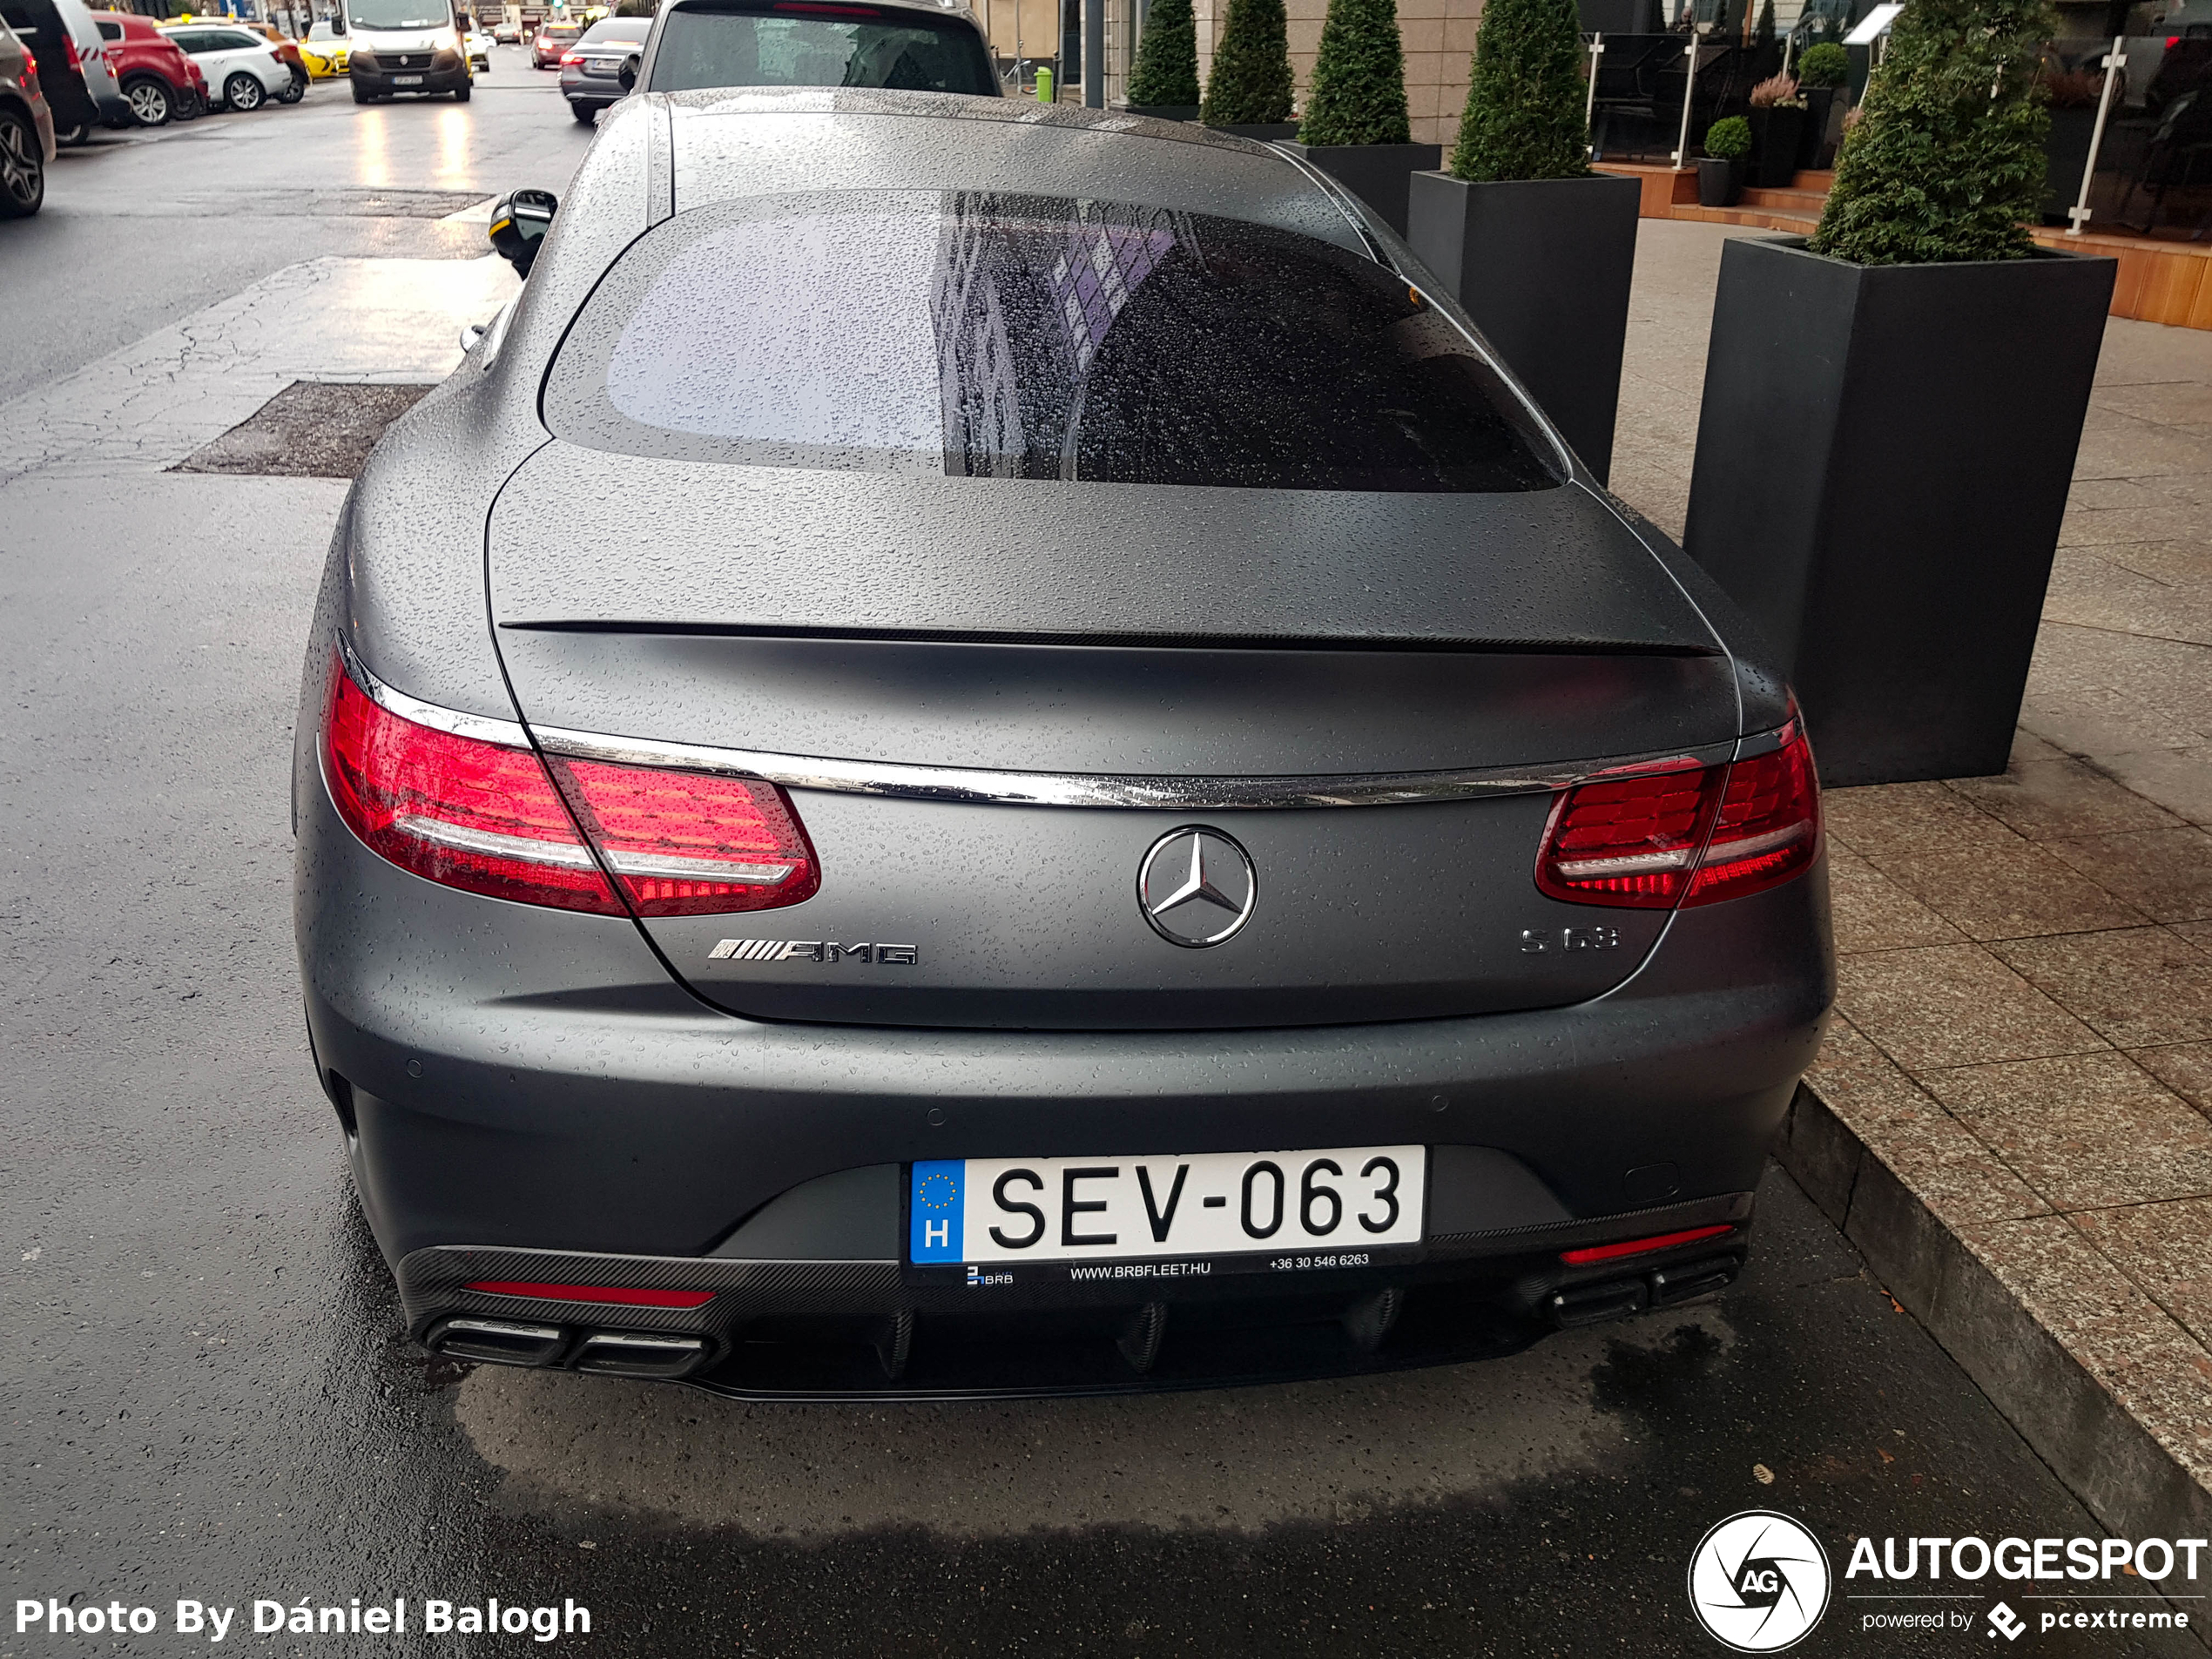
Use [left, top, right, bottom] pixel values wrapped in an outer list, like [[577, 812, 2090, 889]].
[[328, 14, 345, 30], [488, 187, 556, 278], [617, 51, 637, 91]]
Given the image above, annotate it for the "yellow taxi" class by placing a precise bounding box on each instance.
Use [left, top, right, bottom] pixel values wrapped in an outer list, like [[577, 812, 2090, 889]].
[[298, 17, 350, 78]]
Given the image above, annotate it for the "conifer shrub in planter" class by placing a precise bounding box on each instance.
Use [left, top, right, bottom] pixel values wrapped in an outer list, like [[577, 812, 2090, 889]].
[[1794, 41, 1849, 167], [1697, 115, 1750, 205], [1277, 0, 1438, 233], [1682, 0, 2116, 785], [1126, 0, 1201, 118], [1199, 0, 1296, 133], [1405, 0, 1640, 479], [1747, 73, 1806, 187]]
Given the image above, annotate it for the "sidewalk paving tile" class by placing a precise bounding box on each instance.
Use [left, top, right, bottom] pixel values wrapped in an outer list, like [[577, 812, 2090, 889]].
[[2043, 826, 2212, 923], [2081, 747, 2212, 826], [1992, 926, 2212, 1049], [2134, 1042, 2212, 1116], [1866, 840, 2148, 941], [1804, 1020, 2049, 1225], [1946, 751, 2183, 841], [2071, 1198, 2212, 1352], [1825, 846, 1966, 954], [1823, 781, 2020, 860], [1917, 1052, 2212, 1211], [1835, 943, 2107, 1071]]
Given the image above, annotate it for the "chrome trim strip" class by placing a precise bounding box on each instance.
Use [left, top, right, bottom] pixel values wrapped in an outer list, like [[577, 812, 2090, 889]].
[[532, 725, 1737, 810], [395, 815, 599, 870], [341, 635, 531, 748], [339, 635, 1739, 811]]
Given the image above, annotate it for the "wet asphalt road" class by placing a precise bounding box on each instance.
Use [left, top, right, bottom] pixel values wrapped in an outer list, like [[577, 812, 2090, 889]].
[[2, 64, 2205, 1659]]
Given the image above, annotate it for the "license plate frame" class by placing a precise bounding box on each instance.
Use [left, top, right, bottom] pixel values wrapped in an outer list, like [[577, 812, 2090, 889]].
[[906, 1145, 1426, 1284], [392, 72, 423, 84]]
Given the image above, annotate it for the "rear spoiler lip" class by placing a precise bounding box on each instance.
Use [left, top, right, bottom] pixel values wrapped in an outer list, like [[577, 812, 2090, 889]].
[[494, 619, 1725, 658]]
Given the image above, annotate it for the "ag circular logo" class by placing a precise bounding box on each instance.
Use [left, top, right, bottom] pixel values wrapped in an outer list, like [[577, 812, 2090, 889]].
[[1688, 1510, 1831, 1652]]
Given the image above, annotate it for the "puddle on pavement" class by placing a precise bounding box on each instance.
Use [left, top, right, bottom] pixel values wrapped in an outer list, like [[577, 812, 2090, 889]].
[[452, 1308, 1731, 1538]]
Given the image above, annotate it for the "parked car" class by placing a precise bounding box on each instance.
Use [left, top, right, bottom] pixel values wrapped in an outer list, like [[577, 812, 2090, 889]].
[[0, 0, 104, 143], [0, 19, 54, 215], [343, 0, 473, 103], [299, 17, 349, 77], [216, 15, 307, 99], [555, 12, 641, 122], [527, 17, 575, 65], [158, 21, 291, 111], [88, 10, 202, 125], [302, 90, 1832, 1399], [464, 21, 489, 69], [489, 13, 521, 39]]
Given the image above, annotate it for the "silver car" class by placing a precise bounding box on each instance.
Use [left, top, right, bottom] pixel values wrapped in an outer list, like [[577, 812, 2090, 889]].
[[554, 12, 644, 123]]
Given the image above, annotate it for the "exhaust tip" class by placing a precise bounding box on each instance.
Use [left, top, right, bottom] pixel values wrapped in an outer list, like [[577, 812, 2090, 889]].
[[573, 1331, 709, 1379], [426, 1317, 568, 1367]]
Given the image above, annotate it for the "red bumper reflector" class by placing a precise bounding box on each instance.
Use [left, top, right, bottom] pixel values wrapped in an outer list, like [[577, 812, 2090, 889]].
[[1559, 1224, 1736, 1265], [464, 1281, 715, 1309]]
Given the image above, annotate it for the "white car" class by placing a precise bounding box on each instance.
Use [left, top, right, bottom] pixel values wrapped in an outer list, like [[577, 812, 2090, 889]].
[[465, 24, 490, 68], [157, 22, 291, 111]]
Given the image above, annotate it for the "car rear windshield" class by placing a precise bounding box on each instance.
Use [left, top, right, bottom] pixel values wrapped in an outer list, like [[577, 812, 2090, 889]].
[[645, 0, 995, 97], [577, 17, 649, 43], [543, 192, 1563, 494]]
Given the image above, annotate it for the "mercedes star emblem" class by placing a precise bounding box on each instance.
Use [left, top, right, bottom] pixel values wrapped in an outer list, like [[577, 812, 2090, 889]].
[[1137, 826, 1258, 948]]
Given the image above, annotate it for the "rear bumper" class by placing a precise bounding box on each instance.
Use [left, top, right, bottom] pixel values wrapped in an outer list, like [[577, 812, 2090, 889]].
[[298, 775, 1832, 1388], [558, 70, 620, 101]]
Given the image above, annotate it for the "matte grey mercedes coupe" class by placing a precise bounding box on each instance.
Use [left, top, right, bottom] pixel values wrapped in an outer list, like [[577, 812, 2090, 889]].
[[293, 88, 1834, 1397]]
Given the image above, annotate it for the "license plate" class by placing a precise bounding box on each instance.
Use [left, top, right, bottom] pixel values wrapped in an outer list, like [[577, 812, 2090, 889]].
[[392, 72, 423, 84], [909, 1145, 1425, 1269]]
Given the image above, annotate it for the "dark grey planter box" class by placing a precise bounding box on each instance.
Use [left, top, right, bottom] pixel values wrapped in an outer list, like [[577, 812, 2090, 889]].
[[1696, 156, 1744, 206], [1277, 139, 1443, 237], [1682, 236, 2116, 786], [1406, 170, 1641, 483], [1126, 103, 1201, 121], [1206, 120, 1300, 139]]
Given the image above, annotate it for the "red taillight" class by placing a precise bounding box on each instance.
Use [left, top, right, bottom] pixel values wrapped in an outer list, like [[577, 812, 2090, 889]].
[[1534, 721, 1819, 909], [20, 49, 36, 82], [1683, 724, 1821, 907], [558, 48, 582, 62], [320, 658, 819, 917], [1560, 1224, 1736, 1265], [464, 1281, 715, 1308], [62, 31, 81, 68], [1534, 759, 1721, 907], [556, 755, 821, 918]]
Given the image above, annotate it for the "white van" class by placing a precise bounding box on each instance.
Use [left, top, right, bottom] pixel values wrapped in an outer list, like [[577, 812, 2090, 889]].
[[340, 0, 472, 102]]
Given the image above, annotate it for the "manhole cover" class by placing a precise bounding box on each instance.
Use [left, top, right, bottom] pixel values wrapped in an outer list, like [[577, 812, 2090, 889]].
[[172, 381, 437, 479]]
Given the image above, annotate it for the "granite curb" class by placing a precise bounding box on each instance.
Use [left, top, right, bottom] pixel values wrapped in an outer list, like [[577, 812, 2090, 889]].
[[1781, 1082, 2212, 1575]]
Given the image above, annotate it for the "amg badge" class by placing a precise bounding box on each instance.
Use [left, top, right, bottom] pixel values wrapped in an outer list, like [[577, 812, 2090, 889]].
[[708, 941, 919, 964]]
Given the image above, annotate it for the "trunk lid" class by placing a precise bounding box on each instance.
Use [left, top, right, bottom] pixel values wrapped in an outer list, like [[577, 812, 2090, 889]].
[[489, 445, 1737, 1028]]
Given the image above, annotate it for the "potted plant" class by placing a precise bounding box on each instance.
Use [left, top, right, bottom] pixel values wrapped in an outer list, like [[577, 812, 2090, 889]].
[[1278, 0, 1440, 235], [1698, 114, 1750, 205], [1681, 0, 2116, 786], [1747, 72, 1806, 187], [1200, 0, 1298, 137], [1793, 40, 1848, 168], [1126, 0, 1202, 120], [1405, 0, 1642, 480]]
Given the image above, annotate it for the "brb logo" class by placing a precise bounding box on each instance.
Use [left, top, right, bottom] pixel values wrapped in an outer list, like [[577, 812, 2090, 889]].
[[1689, 1511, 1832, 1652]]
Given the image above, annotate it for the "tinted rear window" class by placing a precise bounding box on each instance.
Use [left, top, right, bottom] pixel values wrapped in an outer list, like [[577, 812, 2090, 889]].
[[578, 17, 650, 42], [545, 192, 1562, 494], [646, 1, 995, 97]]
